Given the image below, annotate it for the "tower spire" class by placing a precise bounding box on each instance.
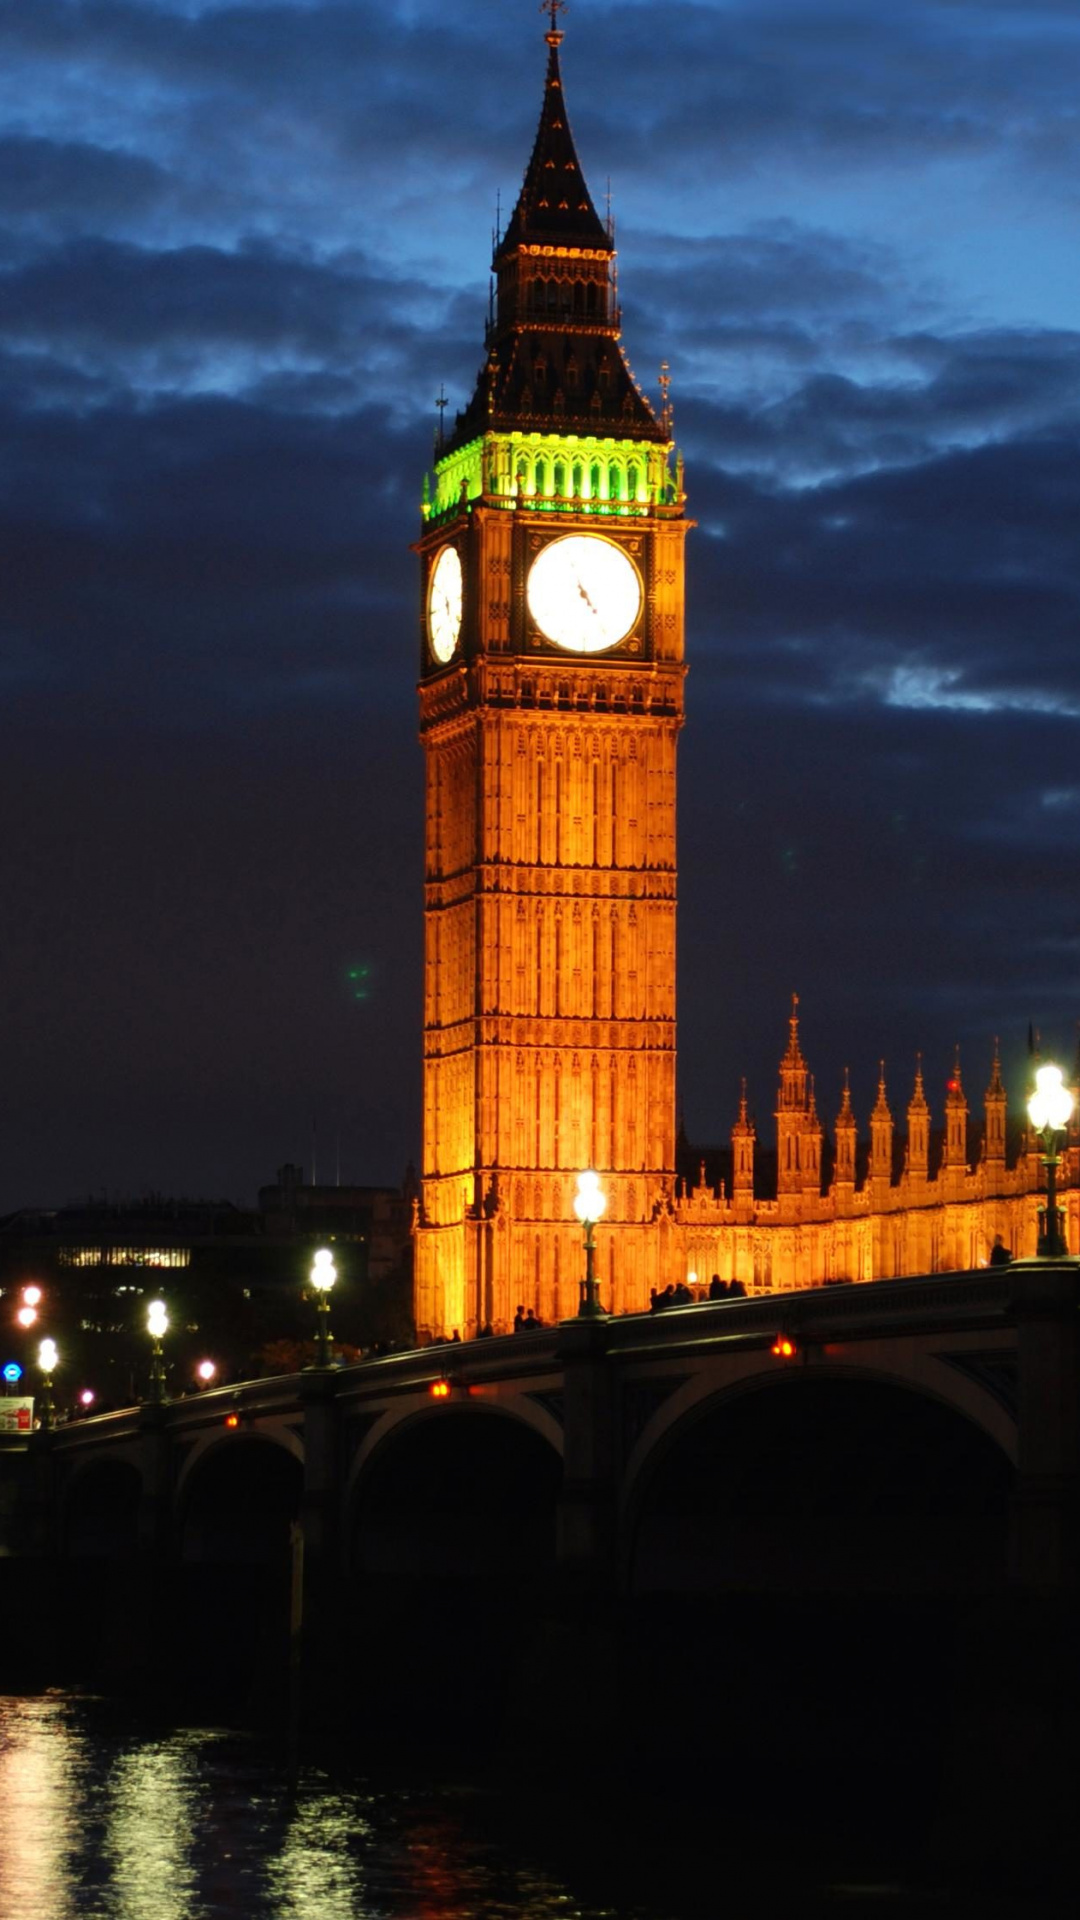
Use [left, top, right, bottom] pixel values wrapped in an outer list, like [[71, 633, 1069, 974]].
[[498, 10, 607, 259], [542, 0, 567, 41]]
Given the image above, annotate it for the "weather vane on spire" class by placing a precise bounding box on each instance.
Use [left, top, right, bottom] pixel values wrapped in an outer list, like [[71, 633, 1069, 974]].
[[542, 0, 567, 39]]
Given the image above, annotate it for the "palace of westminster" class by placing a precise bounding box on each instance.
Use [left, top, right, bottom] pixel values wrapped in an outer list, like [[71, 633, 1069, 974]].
[[411, 16, 1079, 1342]]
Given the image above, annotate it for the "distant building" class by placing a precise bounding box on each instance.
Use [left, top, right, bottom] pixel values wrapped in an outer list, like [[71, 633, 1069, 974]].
[[0, 1167, 414, 1404]]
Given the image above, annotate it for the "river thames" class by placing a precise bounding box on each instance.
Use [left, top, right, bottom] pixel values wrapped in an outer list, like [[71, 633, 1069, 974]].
[[0, 1692, 1071, 1920]]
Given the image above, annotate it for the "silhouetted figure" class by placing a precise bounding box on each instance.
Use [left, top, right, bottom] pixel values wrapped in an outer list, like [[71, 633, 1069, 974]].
[[728, 1277, 747, 1297], [476, 1322, 494, 1339], [989, 1236, 1013, 1267], [513, 1305, 526, 1332], [450, 1329, 462, 1342], [650, 1287, 660, 1313], [709, 1274, 725, 1300], [673, 1281, 692, 1305], [523, 1309, 539, 1329]]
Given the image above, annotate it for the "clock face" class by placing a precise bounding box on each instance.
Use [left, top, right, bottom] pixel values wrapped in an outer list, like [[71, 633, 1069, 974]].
[[427, 545, 463, 663], [526, 535, 642, 654]]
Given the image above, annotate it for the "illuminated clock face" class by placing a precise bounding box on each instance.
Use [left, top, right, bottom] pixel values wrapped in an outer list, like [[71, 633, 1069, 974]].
[[427, 545, 463, 663], [526, 535, 642, 654]]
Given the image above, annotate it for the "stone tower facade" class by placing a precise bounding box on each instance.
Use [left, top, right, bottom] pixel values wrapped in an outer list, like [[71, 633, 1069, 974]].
[[414, 22, 689, 1339]]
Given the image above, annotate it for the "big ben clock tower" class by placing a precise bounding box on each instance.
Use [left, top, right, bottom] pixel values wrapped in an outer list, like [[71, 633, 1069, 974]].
[[414, 12, 689, 1340]]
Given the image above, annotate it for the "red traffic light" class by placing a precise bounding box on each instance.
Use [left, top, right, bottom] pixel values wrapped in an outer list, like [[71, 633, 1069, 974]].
[[224, 1412, 240, 1429]]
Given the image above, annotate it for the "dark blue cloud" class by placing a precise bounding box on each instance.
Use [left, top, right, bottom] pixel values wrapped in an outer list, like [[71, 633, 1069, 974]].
[[0, 0, 1078, 1204]]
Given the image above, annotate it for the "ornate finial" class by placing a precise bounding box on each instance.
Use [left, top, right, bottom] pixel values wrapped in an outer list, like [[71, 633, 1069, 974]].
[[659, 360, 673, 437], [838, 1067, 854, 1120], [435, 383, 448, 453], [542, 0, 567, 45]]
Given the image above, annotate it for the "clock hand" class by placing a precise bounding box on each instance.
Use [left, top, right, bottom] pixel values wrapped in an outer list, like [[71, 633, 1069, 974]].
[[574, 574, 598, 615]]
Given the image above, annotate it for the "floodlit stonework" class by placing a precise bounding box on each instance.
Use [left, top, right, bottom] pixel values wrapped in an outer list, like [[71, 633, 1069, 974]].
[[412, 25, 1076, 1339]]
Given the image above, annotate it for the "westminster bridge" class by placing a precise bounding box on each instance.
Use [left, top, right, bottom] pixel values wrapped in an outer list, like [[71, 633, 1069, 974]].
[[5, 1261, 1079, 1862]]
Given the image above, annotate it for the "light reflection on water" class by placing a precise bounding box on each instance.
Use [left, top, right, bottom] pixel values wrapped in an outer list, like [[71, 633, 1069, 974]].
[[0, 1693, 634, 1920], [0, 1693, 1049, 1920]]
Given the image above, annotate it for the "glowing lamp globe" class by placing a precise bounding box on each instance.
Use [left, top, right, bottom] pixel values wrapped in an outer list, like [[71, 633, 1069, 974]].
[[16, 1306, 37, 1329], [79, 1389, 95, 1408], [146, 1300, 168, 1340], [22, 1286, 42, 1308], [1028, 1064, 1073, 1135], [310, 1249, 337, 1294], [38, 1338, 58, 1374], [197, 1360, 217, 1384], [573, 1171, 607, 1225]]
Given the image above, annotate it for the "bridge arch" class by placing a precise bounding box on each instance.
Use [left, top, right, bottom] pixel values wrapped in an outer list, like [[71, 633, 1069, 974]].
[[621, 1342, 1016, 1524], [174, 1420, 303, 1508], [619, 1366, 1015, 1830], [172, 1433, 304, 1714], [177, 1431, 303, 1567], [61, 1452, 143, 1561], [344, 1403, 562, 1726], [625, 1365, 1013, 1599], [347, 1401, 562, 1584]]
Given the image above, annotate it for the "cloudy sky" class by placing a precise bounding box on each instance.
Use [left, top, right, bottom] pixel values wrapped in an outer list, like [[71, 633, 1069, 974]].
[[2, 0, 1078, 1209]]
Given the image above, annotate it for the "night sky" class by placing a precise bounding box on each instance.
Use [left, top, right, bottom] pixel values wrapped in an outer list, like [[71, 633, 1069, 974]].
[[2, 0, 1078, 1211]]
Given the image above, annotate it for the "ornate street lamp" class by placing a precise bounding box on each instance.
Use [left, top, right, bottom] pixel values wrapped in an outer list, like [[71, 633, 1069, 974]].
[[573, 1170, 607, 1319], [37, 1337, 58, 1431], [1027, 1063, 1074, 1258], [309, 1248, 337, 1368], [146, 1298, 169, 1403]]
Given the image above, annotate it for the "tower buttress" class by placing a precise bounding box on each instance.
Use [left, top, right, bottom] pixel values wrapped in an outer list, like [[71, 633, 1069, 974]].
[[870, 1062, 893, 1186], [906, 1054, 930, 1180], [801, 1076, 823, 1198], [983, 1039, 1006, 1167], [944, 1047, 969, 1170], [776, 995, 809, 1203], [834, 1069, 857, 1190]]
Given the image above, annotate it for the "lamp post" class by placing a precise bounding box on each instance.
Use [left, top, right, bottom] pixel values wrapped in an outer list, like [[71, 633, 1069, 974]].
[[1027, 1063, 1074, 1258], [573, 1170, 607, 1319], [146, 1298, 169, 1403], [37, 1337, 58, 1432], [309, 1248, 337, 1368]]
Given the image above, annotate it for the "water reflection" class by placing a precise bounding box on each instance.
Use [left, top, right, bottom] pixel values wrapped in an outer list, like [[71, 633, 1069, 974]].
[[1, 1695, 631, 1920], [103, 1736, 201, 1920], [0, 1695, 84, 1920], [0, 1693, 1028, 1920], [264, 1787, 371, 1917]]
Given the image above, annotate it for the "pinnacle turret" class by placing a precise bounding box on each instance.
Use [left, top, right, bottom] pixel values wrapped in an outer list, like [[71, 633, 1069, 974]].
[[944, 1047, 969, 1170], [907, 1054, 930, 1177]]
